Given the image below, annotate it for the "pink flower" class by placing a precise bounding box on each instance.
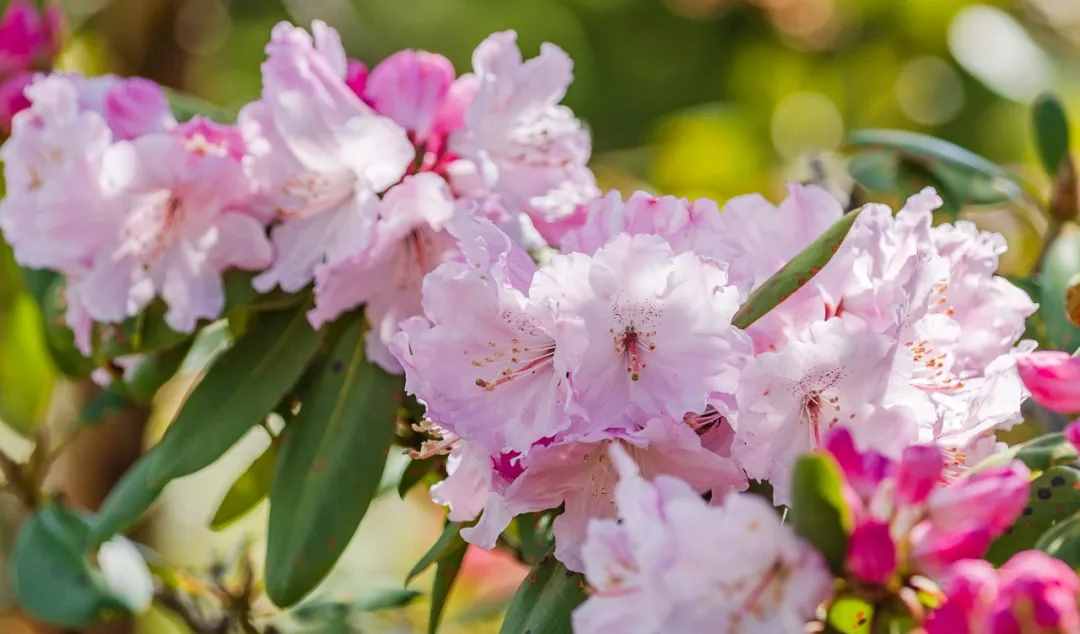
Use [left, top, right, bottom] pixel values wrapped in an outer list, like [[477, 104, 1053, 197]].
[[572, 443, 830, 634], [365, 50, 455, 146], [928, 552, 1080, 634], [242, 21, 414, 293], [453, 418, 746, 573], [847, 519, 896, 585], [103, 77, 176, 140], [73, 130, 270, 333], [0, 0, 62, 76], [344, 60, 368, 99], [0, 71, 31, 131], [448, 30, 597, 245], [896, 444, 945, 505], [1066, 420, 1080, 454], [310, 172, 459, 370], [537, 233, 751, 427], [1017, 351, 1080, 414]]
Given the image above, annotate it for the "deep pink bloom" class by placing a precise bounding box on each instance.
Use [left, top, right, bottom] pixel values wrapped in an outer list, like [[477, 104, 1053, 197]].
[[0, 70, 31, 130], [1017, 351, 1080, 414], [344, 59, 368, 100], [846, 519, 896, 584], [0, 0, 62, 76], [896, 444, 945, 505], [1066, 420, 1080, 454]]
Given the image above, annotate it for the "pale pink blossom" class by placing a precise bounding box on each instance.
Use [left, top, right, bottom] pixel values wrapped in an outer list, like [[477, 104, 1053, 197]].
[[537, 233, 750, 427], [459, 418, 746, 573], [572, 443, 830, 634], [364, 50, 454, 146], [310, 172, 458, 370], [448, 30, 597, 245], [242, 21, 414, 293], [102, 77, 175, 140]]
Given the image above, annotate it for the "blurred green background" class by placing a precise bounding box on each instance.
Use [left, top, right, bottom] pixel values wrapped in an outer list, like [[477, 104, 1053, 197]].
[[3, 0, 1080, 632]]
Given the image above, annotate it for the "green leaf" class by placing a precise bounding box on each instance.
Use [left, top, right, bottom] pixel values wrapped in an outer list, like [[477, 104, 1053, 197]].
[[407, 523, 463, 586], [88, 307, 320, 545], [265, 315, 402, 607], [210, 439, 279, 531], [981, 432, 1080, 472], [11, 503, 129, 627], [790, 452, 851, 575], [849, 152, 899, 193], [1038, 224, 1080, 351], [732, 207, 864, 329], [123, 341, 192, 405], [164, 87, 236, 122], [499, 556, 587, 634], [0, 293, 56, 434], [848, 129, 1018, 190], [1033, 93, 1071, 177], [93, 300, 190, 362], [149, 305, 321, 485], [429, 534, 468, 634], [987, 465, 1080, 566], [826, 595, 873, 634], [398, 457, 438, 499], [293, 589, 422, 622], [1036, 510, 1080, 569], [34, 272, 94, 378]]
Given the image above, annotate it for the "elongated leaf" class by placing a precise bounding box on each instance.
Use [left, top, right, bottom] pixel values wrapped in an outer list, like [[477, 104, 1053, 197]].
[[149, 305, 320, 484], [210, 440, 279, 531], [790, 453, 851, 574], [12, 503, 129, 627], [0, 293, 56, 434], [987, 465, 1080, 565], [1033, 93, 1071, 177], [978, 432, 1079, 472], [124, 341, 192, 405], [1039, 225, 1080, 352], [732, 207, 863, 329], [429, 536, 468, 634], [398, 456, 438, 499], [499, 556, 587, 634], [266, 316, 402, 607], [407, 523, 463, 586], [1037, 510, 1080, 569], [293, 589, 422, 622], [89, 307, 319, 545], [849, 129, 1013, 181]]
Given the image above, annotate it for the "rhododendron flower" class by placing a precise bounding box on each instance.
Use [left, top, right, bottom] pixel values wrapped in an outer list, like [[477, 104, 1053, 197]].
[[572, 444, 830, 633], [927, 551, 1080, 634], [448, 30, 597, 245], [242, 21, 414, 293], [439, 417, 745, 572], [824, 429, 1029, 584], [102, 77, 176, 140], [364, 50, 455, 148], [0, 0, 62, 131], [1017, 351, 1080, 414], [538, 233, 750, 426]]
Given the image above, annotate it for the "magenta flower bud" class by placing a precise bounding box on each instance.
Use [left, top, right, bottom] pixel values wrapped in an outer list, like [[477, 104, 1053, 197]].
[[344, 59, 367, 101], [0, 0, 62, 76], [0, 70, 32, 131], [910, 524, 993, 575], [366, 50, 454, 142], [846, 519, 896, 585], [926, 462, 1030, 537], [925, 559, 999, 634], [825, 427, 893, 499], [1066, 420, 1080, 454], [896, 444, 944, 505], [1017, 351, 1080, 414], [989, 551, 1080, 634], [104, 77, 175, 140]]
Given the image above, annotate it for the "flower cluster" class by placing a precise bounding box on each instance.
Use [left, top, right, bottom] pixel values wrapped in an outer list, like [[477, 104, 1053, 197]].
[[0, 16, 1063, 632], [0, 0, 61, 131]]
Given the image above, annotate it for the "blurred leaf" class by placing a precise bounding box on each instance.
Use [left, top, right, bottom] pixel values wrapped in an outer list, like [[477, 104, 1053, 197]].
[[293, 589, 421, 624], [1038, 224, 1080, 351], [89, 307, 319, 545], [266, 315, 402, 607], [849, 152, 898, 192], [407, 523, 463, 587], [164, 87, 236, 122], [209, 439, 278, 531], [123, 341, 192, 405], [11, 503, 129, 627], [149, 305, 321, 485], [732, 207, 864, 329], [429, 533, 468, 634], [35, 273, 94, 377], [848, 129, 1017, 191], [93, 300, 190, 363], [0, 293, 55, 435], [1033, 93, 1071, 177], [354, 588, 422, 612], [978, 432, 1079, 472], [514, 512, 554, 566], [790, 452, 851, 575], [1036, 510, 1080, 569], [826, 595, 873, 634], [987, 465, 1080, 565], [79, 386, 129, 426], [398, 457, 438, 499], [499, 556, 586, 634]]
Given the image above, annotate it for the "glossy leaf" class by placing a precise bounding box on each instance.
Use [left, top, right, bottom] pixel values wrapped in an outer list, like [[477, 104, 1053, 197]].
[[499, 556, 587, 634], [732, 207, 864, 329], [265, 316, 402, 607], [1036, 510, 1080, 569], [981, 432, 1079, 472], [1033, 93, 1071, 177], [11, 503, 129, 627], [89, 450, 166, 545], [149, 305, 321, 484], [848, 129, 1016, 185], [790, 452, 852, 575], [986, 465, 1080, 566], [408, 523, 464, 586], [425, 532, 467, 634], [1038, 224, 1080, 351], [209, 439, 279, 531]]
